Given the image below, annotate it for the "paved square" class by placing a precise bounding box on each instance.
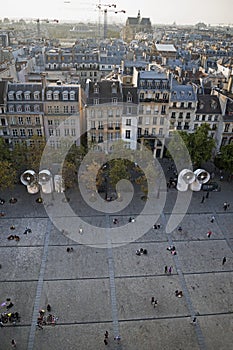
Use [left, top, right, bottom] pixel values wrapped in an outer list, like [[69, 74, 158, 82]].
[[0, 176, 233, 350]]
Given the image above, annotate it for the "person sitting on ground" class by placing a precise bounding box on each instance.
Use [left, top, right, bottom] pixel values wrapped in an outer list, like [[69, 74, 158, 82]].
[[113, 218, 118, 224], [14, 235, 20, 241], [143, 249, 147, 255], [8, 235, 15, 240], [136, 250, 141, 256]]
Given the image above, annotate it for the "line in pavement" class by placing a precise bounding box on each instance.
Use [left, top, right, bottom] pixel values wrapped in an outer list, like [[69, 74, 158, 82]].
[[161, 212, 206, 350], [27, 218, 52, 350]]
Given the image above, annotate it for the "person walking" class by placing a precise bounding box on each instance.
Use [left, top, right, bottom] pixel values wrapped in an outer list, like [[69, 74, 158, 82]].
[[164, 265, 168, 274], [151, 297, 155, 305], [222, 257, 226, 265], [168, 266, 172, 274], [207, 231, 212, 238], [104, 339, 108, 345], [11, 339, 16, 348], [201, 195, 205, 203], [210, 215, 215, 223], [206, 191, 209, 199], [223, 202, 229, 211]]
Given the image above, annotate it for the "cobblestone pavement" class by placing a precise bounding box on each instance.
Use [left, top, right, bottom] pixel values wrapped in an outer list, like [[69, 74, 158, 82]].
[[0, 176, 233, 350]]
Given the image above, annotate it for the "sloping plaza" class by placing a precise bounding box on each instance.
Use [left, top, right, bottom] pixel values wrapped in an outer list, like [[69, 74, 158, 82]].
[[0, 172, 233, 350]]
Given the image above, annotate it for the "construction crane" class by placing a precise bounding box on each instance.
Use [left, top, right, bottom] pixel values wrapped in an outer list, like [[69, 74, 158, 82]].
[[96, 2, 125, 39], [34, 18, 59, 38], [103, 8, 126, 39]]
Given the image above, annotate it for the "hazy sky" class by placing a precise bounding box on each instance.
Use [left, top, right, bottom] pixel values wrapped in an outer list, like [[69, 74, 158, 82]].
[[2, 0, 233, 25]]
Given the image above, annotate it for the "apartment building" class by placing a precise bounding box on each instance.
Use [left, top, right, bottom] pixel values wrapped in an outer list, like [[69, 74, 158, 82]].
[[136, 70, 172, 158], [169, 84, 197, 134]]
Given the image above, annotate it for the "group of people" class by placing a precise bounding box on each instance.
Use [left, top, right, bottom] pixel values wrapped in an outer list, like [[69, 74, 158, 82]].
[[175, 290, 183, 298], [7, 226, 32, 242], [37, 305, 58, 329], [0, 298, 20, 327], [167, 245, 177, 255], [136, 248, 147, 255]]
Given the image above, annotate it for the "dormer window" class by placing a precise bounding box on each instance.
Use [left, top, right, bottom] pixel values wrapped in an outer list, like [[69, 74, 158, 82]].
[[53, 90, 59, 100], [127, 93, 132, 103], [24, 91, 31, 100], [70, 91, 75, 100], [46, 90, 52, 100], [34, 91, 40, 100], [16, 91, 22, 100], [94, 83, 99, 94], [112, 98, 118, 105], [8, 91, 14, 101], [62, 91, 69, 101]]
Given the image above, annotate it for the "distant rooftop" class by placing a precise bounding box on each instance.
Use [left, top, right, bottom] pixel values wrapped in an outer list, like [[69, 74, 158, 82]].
[[155, 44, 177, 53]]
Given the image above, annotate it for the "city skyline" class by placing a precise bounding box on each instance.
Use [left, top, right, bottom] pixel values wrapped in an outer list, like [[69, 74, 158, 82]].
[[1, 0, 233, 26]]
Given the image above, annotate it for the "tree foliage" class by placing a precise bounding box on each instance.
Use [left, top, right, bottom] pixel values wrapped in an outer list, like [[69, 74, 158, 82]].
[[218, 143, 233, 174], [0, 160, 17, 190], [167, 125, 216, 168]]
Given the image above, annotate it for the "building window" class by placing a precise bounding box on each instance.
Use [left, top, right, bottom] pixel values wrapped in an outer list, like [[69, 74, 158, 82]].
[[62, 91, 68, 100], [179, 112, 183, 119], [144, 128, 149, 136], [55, 129, 60, 137], [91, 121, 96, 129], [46, 91, 52, 100], [158, 128, 163, 136], [34, 105, 40, 112], [36, 117, 40, 124], [126, 119, 131, 126], [112, 98, 118, 105], [37, 129, 42, 136], [127, 95, 132, 103], [48, 106, 53, 113], [188, 102, 192, 108], [160, 117, 164, 125], [48, 120, 53, 125], [12, 129, 18, 137], [71, 129, 76, 136], [70, 119, 75, 125], [161, 105, 166, 114], [28, 129, 33, 136], [25, 105, 30, 112], [94, 98, 99, 105], [25, 117, 31, 125], [63, 106, 69, 113], [126, 106, 132, 114], [8, 105, 14, 112], [202, 115, 206, 121], [18, 117, 23, 125], [152, 128, 156, 135], [16, 91, 22, 100], [50, 140, 55, 148], [24, 92, 30, 100], [49, 129, 54, 136], [195, 115, 200, 121], [17, 105, 22, 112], [54, 106, 59, 113], [64, 129, 69, 136], [54, 120, 60, 127], [153, 116, 157, 124], [125, 130, 131, 139], [145, 116, 150, 124], [70, 106, 76, 113], [138, 116, 142, 125], [171, 112, 176, 119], [20, 129, 26, 137], [53, 91, 59, 100], [91, 133, 96, 142], [224, 123, 230, 132], [98, 134, 103, 143], [186, 112, 190, 119], [34, 91, 40, 100]]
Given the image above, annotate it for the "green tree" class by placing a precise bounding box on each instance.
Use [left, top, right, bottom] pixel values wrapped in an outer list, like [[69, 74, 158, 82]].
[[167, 125, 216, 168], [191, 124, 216, 166], [10, 142, 28, 175], [0, 138, 11, 161], [218, 143, 233, 174], [62, 161, 77, 189], [108, 159, 130, 188], [26, 137, 46, 172], [0, 160, 17, 190]]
